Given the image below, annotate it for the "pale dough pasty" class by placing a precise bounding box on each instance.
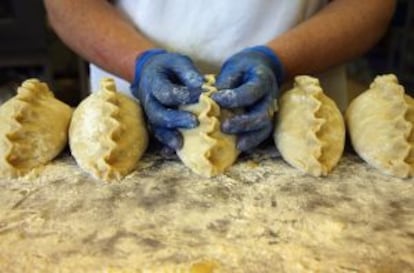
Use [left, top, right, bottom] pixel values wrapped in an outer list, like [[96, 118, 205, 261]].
[[177, 75, 239, 177], [69, 78, 148, 182], [274, 75, 345, 176], [345, 74, 414, 178], [0, 79, 72, 177]]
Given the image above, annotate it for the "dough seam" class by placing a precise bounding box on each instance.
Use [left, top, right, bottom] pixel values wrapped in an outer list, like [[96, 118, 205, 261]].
[[191, 77, 222, 168], [5, 82, 49, 170], [198, 78, 221, 152], [0, 79, 73, 177], [177, 75, 239, 177], [4, 102, 29, 169], [373, 76, 412, 175], [401, 97, 413, 172], [305, 83, 327, 173], [345, 74, 414, 178], [405, 101, 414, 170], [69, 78, 148, 182], [100, 81, 124, 171], [92, 80, 128, 180], [275, 75, 345, 177]]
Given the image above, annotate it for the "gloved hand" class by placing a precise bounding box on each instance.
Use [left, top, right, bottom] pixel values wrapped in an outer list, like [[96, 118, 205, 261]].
[[131, 49, 204, 150], [212, 46, 284, 152]]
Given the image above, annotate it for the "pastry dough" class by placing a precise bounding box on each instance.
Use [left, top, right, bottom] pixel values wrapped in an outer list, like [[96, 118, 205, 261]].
[[0, 79, 72, 177], [345, 74, 414, 178], [177, 75, 239, 177], [69, 78, 148, 182], [274, 75, 345, 176]]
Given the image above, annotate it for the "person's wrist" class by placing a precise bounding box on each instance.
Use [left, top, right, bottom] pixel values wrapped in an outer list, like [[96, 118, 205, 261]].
[[244, 45, 285, 85], [131, 48, 167, 90]]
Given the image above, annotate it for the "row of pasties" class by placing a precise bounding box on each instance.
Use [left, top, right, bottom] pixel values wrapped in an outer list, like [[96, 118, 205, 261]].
[[69, 78, 148, 182], [177, 75, 240, 177], [1, 74, 412, 180], [274, 75, 346, 177], [0, 79, 72, 178], [345, 74, 414, 178]]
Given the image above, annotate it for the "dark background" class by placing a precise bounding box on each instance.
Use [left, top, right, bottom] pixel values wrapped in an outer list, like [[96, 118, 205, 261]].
[[0, 0, 413, 106]]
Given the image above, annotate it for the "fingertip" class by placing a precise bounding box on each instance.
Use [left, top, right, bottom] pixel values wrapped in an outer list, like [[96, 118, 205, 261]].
[[220, 115, 251, 134], [237, 134, 259, 152], [185, 113, 199, 129], [187, 86, 203, 104], [146, 92, 198, 127], [182, 70, 204, 88], [236, 125, 272, 152], [166, 111, 198, 129], [173, 57, 204, 88], [153, 127, 183, 150], [160, 145, 177, 157], [236, 138, 252, 152], [211, 89, 237, 108], [193, 72, 205, 86], [167, 134, 183, 150], [220, 117, 234, 134], [215, 72, 236, 90]]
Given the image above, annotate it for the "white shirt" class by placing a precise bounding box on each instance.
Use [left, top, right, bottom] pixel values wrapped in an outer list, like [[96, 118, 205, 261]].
[[90, 0, 348, 110]]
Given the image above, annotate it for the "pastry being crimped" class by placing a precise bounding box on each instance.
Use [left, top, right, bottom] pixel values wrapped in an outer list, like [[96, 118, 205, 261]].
[[346, 74, 414, 178], [274, 75, 345, 176], [69, 78, 148, 182], [177, 75, 240, 177], [0, 79, 72, 177]]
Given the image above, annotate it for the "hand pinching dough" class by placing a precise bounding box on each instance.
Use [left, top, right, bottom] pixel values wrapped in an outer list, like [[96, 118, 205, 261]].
[[346, 74, 414, 178], [177, 75, 239, 177], [274, 75, 345, 176], [69, 78, 148, 182], [0, 79, 72, 177]]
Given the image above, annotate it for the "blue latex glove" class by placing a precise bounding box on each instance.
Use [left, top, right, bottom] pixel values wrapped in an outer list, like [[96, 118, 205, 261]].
[[131, 49, 204, 150], [212, 46, 284, 152]]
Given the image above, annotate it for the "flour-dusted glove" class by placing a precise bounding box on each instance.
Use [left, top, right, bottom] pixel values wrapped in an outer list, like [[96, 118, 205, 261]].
[[131, 49, 204, 150], [212, 46, 284, 152]]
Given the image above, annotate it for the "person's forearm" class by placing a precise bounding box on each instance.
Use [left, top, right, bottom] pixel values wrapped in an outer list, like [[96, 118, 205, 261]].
[[44, 0, 155, 82], [268, 0, 396, 80]]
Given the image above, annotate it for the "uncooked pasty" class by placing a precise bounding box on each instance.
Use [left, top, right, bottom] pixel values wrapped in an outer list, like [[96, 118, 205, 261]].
[[177, 75, 239, 177], [69, 78, 148, 182], [0, 79, 72, 177], [274, 75, 345, 176], [345, 74, 414, 178]]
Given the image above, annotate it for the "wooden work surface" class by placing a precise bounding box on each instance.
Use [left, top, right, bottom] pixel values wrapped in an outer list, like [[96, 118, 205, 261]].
[[0, 146, 413, 273]]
